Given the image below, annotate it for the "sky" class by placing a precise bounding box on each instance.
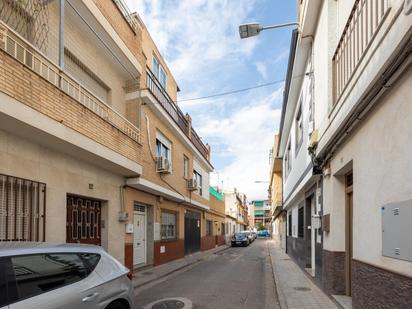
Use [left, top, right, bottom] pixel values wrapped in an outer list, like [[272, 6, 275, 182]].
[[126, 0, 297, 200]]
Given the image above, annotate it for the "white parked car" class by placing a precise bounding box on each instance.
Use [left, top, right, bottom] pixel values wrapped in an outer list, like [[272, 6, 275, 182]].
[[0, 242, 134, 309]]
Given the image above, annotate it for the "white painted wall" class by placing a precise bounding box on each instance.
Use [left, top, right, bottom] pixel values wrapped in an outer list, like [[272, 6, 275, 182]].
[[282, 57, 314, 202], [193, 160, 210, 200], [323, 68, 412, 277]]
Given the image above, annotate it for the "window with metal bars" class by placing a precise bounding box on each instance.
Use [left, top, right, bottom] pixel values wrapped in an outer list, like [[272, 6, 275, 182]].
[[0, 174, 46, 242]]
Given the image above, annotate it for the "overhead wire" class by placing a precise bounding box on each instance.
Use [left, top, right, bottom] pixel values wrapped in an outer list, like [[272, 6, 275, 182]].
[[176, 73, 310, 104]]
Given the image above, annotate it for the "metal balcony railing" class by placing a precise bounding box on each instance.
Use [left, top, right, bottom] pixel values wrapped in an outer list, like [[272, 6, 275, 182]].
[[0, 21, 140, 144], [146, 68, 209, 160], [332, 0, 390, 104]]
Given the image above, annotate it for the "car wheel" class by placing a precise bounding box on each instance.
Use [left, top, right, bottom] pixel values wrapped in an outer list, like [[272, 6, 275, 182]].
[[105, 300, 129, 309]]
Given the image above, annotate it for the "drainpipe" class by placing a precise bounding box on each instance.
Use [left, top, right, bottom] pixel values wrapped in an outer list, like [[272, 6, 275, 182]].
[[59, 0, 65, 69]]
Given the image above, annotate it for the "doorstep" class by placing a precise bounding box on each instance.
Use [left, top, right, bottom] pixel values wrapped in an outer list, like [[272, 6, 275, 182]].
[[132, 244, 229, 288]]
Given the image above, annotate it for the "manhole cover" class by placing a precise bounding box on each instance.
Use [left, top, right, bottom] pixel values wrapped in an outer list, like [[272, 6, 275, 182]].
[[294, 286, 311, 291], [151, 300, 185, 309], [144, 297, 192, 309]]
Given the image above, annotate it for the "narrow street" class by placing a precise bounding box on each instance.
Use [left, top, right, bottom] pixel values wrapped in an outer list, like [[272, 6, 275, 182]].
[[134, 239, 280, 309]]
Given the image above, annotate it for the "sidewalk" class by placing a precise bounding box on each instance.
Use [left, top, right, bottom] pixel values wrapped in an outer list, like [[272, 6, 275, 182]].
[[267, 240, 339, 309], [132, 244, 230, 288]]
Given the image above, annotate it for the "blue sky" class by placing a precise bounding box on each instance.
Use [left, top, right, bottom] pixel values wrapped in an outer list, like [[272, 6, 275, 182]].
[[126, 0, 297, 200]]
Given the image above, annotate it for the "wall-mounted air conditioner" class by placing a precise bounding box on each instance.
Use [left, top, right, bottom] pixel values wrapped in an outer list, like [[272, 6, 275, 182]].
[[187, 178, 198, 191], [156, 156, 171, 173]]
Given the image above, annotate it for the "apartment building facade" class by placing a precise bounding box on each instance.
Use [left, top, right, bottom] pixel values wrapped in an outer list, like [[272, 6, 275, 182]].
[[224, 190, 247, 240], [0, 0, 145, 265], [0, 0, 214, 269], [278, 0, 412, 307], [250, 200, 271, 231], [201, 187, 226, 250], [120, 12, 213, 268], [268, 135, 285, 250]]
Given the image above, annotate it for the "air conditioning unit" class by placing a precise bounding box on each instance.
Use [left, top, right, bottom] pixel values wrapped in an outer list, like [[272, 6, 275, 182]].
[[308, 129, 319, 150], [156, 156, 171, 173], [187, 178, 198, 191]]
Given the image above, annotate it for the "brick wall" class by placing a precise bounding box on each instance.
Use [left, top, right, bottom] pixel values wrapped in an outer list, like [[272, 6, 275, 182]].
[[93, 0, 144, 68], [0, 51, 142, 164], [139, 104, 210, 206]]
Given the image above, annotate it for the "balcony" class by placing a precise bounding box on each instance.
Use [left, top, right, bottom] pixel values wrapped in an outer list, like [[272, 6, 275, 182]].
[[145, 68, 210, 160], [332, 0, 390, 104], [0, 21, 140, 143], [0, 21, 142, 175]]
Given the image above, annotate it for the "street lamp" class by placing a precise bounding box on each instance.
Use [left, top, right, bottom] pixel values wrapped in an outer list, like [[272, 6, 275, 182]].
[[239, 22, 299, 39]]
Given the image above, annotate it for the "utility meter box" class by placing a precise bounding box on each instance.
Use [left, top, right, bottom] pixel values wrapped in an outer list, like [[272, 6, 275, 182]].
[[382, 199, 412, 261], [312, 214, 321, 229], [125, 223, 133, 234]]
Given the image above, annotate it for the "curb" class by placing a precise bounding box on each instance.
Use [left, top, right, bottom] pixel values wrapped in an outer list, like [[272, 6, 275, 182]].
[[267, 241, 288, 309], [133, 245, 230, 289]]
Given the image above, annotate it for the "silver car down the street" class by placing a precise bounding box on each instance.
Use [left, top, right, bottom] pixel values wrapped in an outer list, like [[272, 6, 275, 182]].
[[0, 242, 134, 309]]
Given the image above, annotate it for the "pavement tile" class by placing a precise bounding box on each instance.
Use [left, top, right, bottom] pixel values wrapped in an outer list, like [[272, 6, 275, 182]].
[[267, 240, 338, 309]]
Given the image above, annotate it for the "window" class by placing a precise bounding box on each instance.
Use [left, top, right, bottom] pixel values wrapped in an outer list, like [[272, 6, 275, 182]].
[[193, 170, 202, 195], [221, 223, 225, 236], [10, 253, 89, 302], [285, 142, 292, 178], [156, 139, 170, 160], [288, 213, 292, 236], [206, 220, 213, 236], [159, 68, 167, 88], [161, 211, 177, 240], [295, 104, 303, 154], [64, 48, 109, 103], [156, 131, 172, 164], [79, 253, 101, 271], [183, 156, 189, 178], [153, 57, 159, 78], [298, 207, 304, 238], [153, 56, 167, 88]]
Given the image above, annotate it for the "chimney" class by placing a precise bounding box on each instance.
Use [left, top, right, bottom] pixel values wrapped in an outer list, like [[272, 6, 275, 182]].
[[185, 113, 192, 138], [206, 143, 211, 161]]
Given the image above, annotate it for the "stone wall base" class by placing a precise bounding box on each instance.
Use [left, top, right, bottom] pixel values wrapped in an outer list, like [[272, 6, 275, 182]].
[[352, 259, 412, 309]]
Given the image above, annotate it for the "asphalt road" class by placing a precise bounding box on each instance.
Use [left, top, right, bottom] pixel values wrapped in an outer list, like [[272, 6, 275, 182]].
[[134, 239, 280, 309]]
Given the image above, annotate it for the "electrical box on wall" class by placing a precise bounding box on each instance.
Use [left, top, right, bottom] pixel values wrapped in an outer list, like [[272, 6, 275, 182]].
[[125, 223, 133, 234], [322, 214, 330, 233], [312, 214, 321, 229], [382, 199, 412, 261]]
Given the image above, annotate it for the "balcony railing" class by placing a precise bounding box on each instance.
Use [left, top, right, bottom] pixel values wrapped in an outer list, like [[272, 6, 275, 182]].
[[0, 21, 140, 144], [332, 0, 390, 104], [146, 68, 209, 160]]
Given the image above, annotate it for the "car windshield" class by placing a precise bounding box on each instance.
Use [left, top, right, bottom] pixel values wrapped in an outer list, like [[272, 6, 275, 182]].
[[234, 233, 245, 239]]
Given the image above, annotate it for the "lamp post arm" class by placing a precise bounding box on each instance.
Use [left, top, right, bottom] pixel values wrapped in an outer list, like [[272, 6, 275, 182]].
[[260, 22, 299, 32]]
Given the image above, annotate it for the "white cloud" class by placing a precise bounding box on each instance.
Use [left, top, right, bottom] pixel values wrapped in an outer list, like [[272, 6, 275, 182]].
[[255, 61, 268, 79], [198, 87, 283, 200], [127, 0, 260, 81]]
